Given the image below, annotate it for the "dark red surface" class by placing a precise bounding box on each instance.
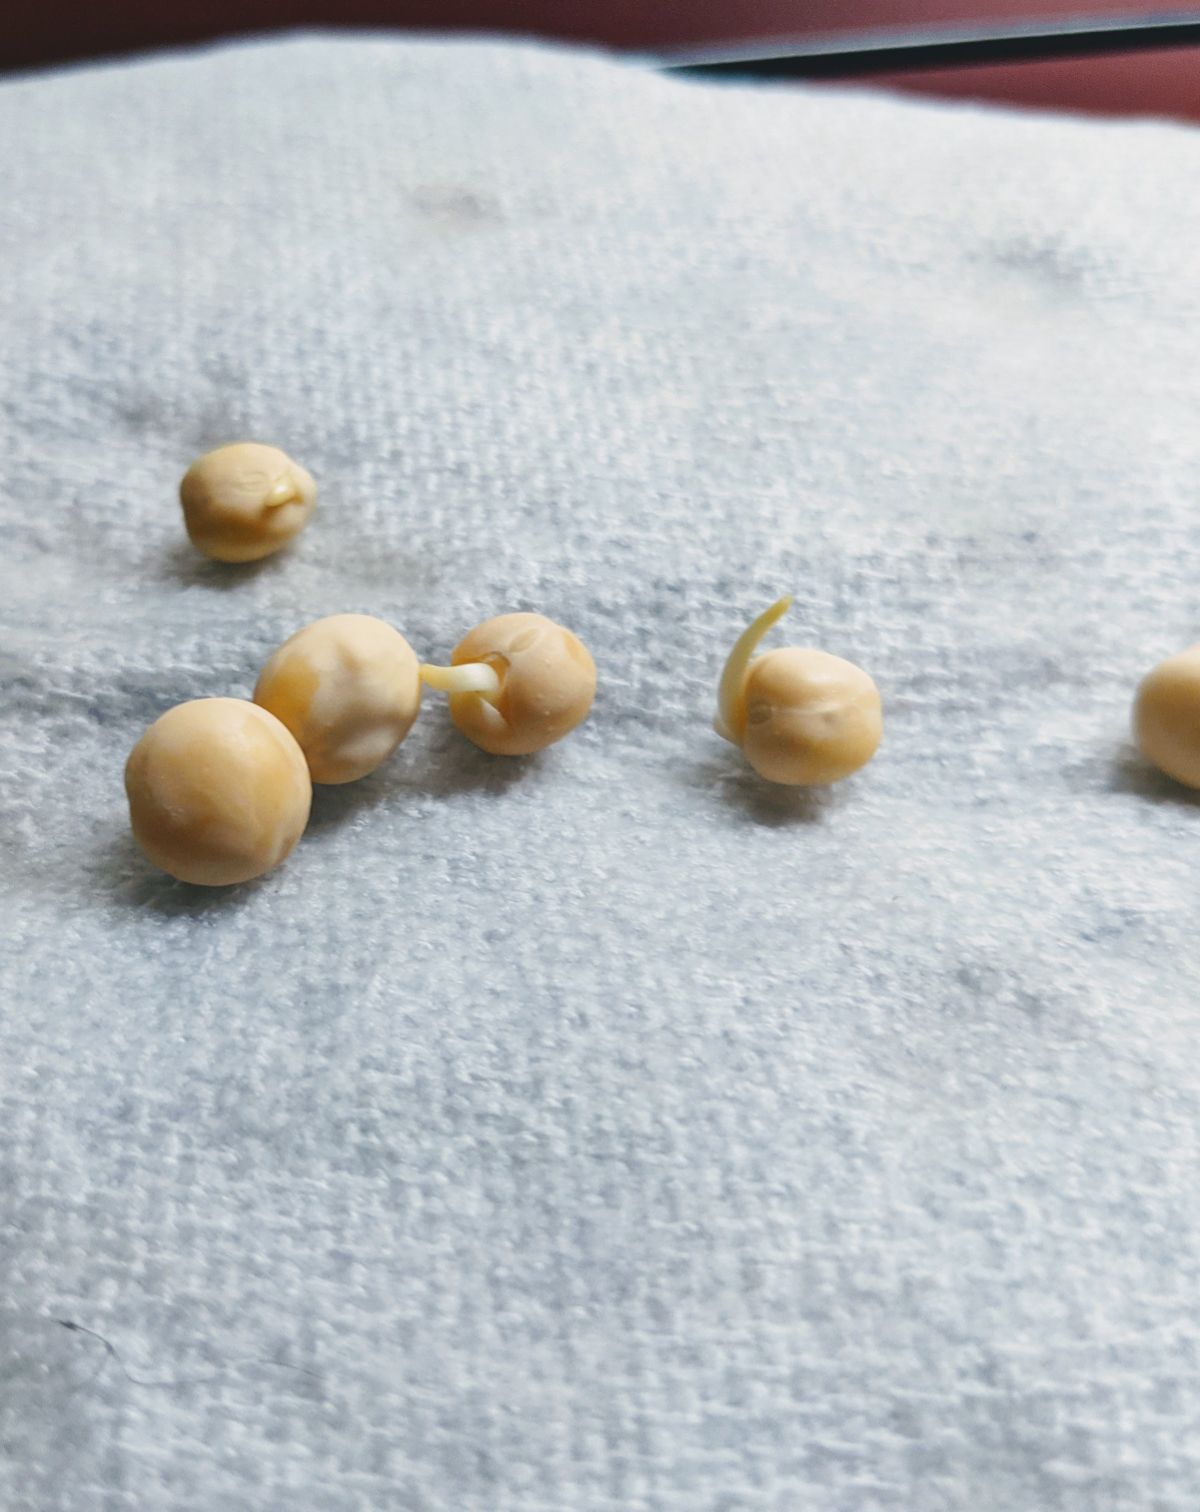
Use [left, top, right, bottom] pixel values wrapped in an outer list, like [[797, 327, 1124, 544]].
[[6, 1, 1200, 120], [863, 47, 1200, 118]]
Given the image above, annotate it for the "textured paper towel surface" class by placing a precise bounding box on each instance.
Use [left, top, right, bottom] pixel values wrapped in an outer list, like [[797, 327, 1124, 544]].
[[4, 34, 1200, 1512]]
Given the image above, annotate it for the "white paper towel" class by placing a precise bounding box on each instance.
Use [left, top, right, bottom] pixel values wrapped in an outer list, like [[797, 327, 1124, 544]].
[[4, 34, 1200, 1510]]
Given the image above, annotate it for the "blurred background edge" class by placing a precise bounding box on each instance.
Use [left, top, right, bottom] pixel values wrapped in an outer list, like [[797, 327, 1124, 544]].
[[5, 2, 1200, 121]]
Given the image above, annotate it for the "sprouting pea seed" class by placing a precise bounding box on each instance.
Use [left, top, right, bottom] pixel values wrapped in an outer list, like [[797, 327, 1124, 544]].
[[421, 612, 596, 756], [179, 442, 315, 563], [715, 597, 881, 786]]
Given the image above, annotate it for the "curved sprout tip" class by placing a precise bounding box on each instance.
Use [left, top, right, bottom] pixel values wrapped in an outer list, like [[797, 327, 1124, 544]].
[[265, 475, 300, 508], [715, 595, 793, 745]]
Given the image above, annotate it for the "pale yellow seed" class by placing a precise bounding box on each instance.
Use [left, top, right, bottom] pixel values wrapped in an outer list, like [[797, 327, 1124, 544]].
[[1134, 645, 1200, 789], [255, 614, 422, 785], [741, 648, 882, 785], [422, 612, 596, 756], [179, 442, 316, 563], [125, 698, 312, 886], [716, 600, 881, 786]]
